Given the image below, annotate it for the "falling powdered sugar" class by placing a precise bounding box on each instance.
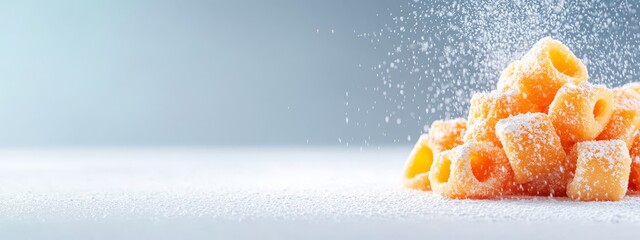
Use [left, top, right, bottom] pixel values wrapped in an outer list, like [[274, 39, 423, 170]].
[[346, 0, 639, 146]]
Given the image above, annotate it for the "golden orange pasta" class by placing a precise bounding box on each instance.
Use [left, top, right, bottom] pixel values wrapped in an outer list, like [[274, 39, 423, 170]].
[[566, 140, 631, 201], [402, 134, 435, 190], [465, 90, 539, 147], [515, 143, 577, 196], [628, 131, 640, 190], [497, 37, 588, 110], [623, 82, 640, 95], [403, 37, 635, 201], [548, 82, 613, 144], [403, 119, 467, 190], [429, 141, 513, 199], [496, 60, 521, 91], [495, 113, 566, 184], [427, 118, 467, 152], [596, 87, 640, 148]]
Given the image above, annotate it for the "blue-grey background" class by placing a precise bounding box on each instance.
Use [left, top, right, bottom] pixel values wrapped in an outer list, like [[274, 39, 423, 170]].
[[0, 0, 400, 147], [0, 0, 638, 147]]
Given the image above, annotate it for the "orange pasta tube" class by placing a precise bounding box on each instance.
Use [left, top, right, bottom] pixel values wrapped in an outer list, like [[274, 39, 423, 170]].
[[427, 118, 467, 152], [497, 37, 588, 110], [429, 141, 513, 199], [597, 88, 640, 148], [497, 60, 521, 91], [623, 82, 640, 94], [495, 113, 566, 184], [629, 131, 640, 190], [465, 90, 539, 147], [548, 83, 614, 144], [403, 119, 467, 190], [566, 140, 631, 201], [515, 143, 577, 196]]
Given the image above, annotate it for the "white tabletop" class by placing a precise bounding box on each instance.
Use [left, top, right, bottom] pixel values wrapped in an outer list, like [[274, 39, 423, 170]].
[[0, 147, 638, 239]]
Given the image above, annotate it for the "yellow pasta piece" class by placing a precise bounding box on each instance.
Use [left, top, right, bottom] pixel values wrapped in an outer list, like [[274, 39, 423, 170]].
[[465, 90, 539, 147], [498, 37, 588, 110], [597, 88, 640, 148], [495, 113, 566, 184], [403, 119, 467, 190], [429, 141, 513, 199], [566, 140, 631, 201], [403, 134, 435, 190], [548, 82, 614, 144]]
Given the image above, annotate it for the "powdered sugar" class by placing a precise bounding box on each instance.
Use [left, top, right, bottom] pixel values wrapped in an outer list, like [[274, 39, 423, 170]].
[[348, 0, 639, 146], [577, 140, 628, 167]]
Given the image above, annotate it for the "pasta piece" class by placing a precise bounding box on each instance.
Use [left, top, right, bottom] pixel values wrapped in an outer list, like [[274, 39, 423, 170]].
[[629, 131, 640, 190], [596, 88, 640, 148], [465, 90, 539, 147], [623, 82, 640, 94], [515, 143, 577, 196], [566, 140, 631, 201], [467, 90, 540, 125], [497, 60, 521, 91], [403, 134, 435, 190], [495, 113, 566, 184], [429, 141, 513, 199], [548, 83, 614, 144], [403, 172, 432, 191], [464, 118, 501, 147], [427, 118, 467, 152], [403, 119, 467, 190], [499, 37, 588, 110]]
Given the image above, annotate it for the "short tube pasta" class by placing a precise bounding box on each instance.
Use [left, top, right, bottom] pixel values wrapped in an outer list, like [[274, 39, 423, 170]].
[[497, 37, 588, 110], [495, 113, 566, 184], [403, 119, 467, 191], [465, 90, 539, 147], [548, 82, 614, 144], [566, 140, 631, 201], [597, 88, 640, 148], [429, 141, 513, 199]]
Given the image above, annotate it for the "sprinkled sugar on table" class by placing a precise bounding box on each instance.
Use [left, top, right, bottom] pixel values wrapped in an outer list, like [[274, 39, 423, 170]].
[[0, 148, 638, 239]]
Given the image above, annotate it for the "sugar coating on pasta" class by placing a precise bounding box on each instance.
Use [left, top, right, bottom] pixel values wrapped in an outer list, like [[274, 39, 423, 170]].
[[403, 120, 467, 191], [514, 143, 577, 196], [548, 82, 614, 144], [403, 37, 634, 201], [427, 118, 467, 152], [467, 90, 539, 125], [596, 88, 640, 148], [566, 140, 631, 201], [495, 113, 566, 184], [429, 141, 513, 199], [497, 60, 521, 91], [465, 90, 539, 147], [628, 131, 640, 190], [499, 37, 588, 110], [623, 82, 640, 95]]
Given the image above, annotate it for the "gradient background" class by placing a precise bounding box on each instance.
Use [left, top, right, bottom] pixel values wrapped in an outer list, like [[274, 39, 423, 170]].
[[0, 0, 638, 147], [0, 0, 399, 147]]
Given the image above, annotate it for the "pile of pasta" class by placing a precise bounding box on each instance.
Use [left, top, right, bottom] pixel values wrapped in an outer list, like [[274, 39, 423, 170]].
[[403, 37, 640, 201]]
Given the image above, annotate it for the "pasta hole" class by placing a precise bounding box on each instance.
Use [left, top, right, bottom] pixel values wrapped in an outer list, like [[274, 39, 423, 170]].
[[592, 99, 608, 123], [435, 157, 452, 183], [470, 153, 493, 182], [549, 47, 579, 78], [405, 145, 434, 178]]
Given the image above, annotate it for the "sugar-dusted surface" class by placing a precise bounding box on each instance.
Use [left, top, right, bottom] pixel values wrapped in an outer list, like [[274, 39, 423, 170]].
[[0, 148, 639, 239]]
